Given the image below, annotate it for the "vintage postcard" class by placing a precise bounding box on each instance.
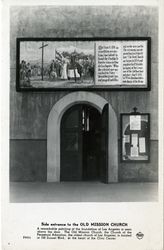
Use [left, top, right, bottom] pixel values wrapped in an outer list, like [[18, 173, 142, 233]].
[[1, 1, 163, 250]]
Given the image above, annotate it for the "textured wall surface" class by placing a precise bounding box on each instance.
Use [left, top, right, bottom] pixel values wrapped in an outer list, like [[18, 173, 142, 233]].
[[118, 140, 158, 182], [10, 6, 158, 182], [10, 6, 158, 139], [10, 140, 158, 182], [10, 140, 47, 181]]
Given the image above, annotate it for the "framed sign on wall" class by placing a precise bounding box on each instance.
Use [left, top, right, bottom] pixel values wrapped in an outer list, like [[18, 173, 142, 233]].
[[16, 37, 151, 91], [120, 108, 150, 162]]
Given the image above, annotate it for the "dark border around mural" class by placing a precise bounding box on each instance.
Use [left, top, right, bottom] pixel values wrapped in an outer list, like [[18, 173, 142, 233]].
[[16, 37, 151, 92]]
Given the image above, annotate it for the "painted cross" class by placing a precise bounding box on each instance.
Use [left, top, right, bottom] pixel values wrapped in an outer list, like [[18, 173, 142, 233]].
[[39, 42, 48, 80]]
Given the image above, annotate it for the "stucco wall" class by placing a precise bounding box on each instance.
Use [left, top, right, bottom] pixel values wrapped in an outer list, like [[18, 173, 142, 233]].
[[10, 140, 158, 182], [10, 6, 158, 182]]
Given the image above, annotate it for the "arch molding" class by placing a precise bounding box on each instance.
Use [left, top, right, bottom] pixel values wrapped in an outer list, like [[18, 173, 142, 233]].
[[47, 91, 118, 182]]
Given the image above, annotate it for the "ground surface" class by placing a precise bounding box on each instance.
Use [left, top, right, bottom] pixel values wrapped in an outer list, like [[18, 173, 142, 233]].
[[21, 78, 94, 88], [10, 182, 158, 203]]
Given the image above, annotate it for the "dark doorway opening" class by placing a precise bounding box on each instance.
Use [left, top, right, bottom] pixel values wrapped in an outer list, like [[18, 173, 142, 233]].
[[82, 106, 101, 181], [60, 104, 108, 182]]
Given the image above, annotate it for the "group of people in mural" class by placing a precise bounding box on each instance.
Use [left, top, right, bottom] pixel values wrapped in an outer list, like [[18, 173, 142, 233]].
[[20, 51, 94, 86], [19, 60, 32, 83]]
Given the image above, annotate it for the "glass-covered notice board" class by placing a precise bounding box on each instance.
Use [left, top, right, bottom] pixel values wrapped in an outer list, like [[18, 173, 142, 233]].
[[120, 108, 150, 162]]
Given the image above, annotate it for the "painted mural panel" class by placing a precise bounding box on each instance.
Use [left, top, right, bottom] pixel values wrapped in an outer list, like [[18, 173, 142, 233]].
[[16, 38, 150, 91]]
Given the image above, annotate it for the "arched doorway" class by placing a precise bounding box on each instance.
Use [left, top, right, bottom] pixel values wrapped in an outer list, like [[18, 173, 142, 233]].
[[47, 91, 118, 183], [60, 104, 102, 181]]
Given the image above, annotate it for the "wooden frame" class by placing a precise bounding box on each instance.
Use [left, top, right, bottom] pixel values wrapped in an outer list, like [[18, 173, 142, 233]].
[[120, 108, 150, 163], [16, 37, 151, 92]]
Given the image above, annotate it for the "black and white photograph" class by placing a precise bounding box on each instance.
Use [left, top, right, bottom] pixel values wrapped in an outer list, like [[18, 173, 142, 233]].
[[1, 2, 163, 250], [10, 5, 158, 203]]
